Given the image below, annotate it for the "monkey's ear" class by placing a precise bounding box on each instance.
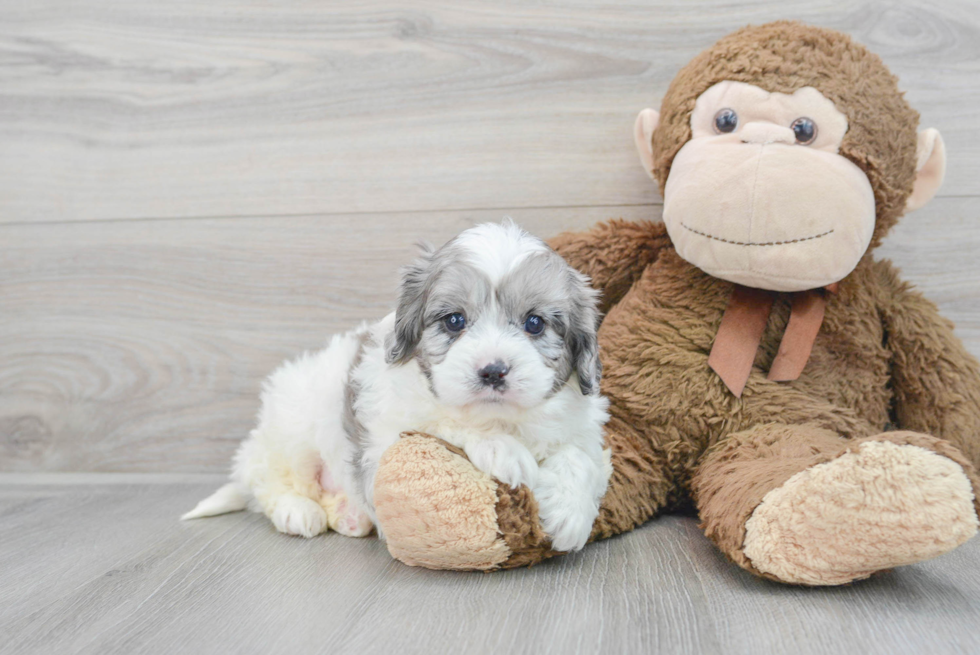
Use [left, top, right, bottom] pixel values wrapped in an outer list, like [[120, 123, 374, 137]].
[[633, 108, 660, 182], [906, 128, 946, 212]]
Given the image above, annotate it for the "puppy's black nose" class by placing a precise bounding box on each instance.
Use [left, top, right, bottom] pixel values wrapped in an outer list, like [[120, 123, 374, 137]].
[[478, 361, 509, 389]]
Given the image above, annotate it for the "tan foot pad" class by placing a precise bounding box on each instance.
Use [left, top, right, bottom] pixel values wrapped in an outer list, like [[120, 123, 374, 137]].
[[373, 434, 511, 571], [743, 441, 979, 585]]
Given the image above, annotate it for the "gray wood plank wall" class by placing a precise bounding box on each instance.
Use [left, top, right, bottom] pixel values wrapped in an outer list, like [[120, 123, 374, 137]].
[[3, 0, 980, 474]]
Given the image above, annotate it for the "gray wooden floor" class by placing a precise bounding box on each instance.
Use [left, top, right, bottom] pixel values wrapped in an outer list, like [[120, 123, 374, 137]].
[[3, 1, 980, 653], [3, 476, 980, 654]]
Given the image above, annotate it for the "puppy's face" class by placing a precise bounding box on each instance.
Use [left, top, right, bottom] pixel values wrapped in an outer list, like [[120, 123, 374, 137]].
[[385, 221, 601, 411]]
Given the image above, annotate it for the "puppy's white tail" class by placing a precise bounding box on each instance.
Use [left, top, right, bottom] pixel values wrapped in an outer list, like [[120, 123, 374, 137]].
[[181, 482, 250, 520]]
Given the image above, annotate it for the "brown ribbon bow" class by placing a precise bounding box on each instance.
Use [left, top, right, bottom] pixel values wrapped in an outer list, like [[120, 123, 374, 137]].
[[708, 283, 838, 397]]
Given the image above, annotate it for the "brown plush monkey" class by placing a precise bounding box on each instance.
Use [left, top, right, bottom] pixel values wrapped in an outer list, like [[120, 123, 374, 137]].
[[369, 21, 980, 584]]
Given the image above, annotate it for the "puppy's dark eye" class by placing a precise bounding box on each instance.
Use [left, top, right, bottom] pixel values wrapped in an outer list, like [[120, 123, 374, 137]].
[[713, 108, 738, 134], [444, 312, 466, 332], [791, 117, 817, 145], [524, 315, 544, 335]]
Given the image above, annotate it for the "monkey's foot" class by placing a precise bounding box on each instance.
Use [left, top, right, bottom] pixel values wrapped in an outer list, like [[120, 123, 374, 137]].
[[372, 433, 558, 570], [743, 439, 978, 585]]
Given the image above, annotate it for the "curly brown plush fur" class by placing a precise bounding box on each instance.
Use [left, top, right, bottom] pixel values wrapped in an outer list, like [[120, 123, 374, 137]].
[[370, 22, 980, 583]]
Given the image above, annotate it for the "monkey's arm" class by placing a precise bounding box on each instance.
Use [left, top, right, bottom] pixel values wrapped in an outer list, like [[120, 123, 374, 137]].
[[876, 261, 980, 469], [548, 219, 670, 314]]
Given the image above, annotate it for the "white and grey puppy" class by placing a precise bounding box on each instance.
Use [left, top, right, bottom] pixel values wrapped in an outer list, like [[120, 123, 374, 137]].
[[183, 220, 611, 552]]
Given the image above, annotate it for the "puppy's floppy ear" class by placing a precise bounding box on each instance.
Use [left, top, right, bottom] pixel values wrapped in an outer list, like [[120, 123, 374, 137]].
[[567, 271, 602, 395], [385, 243, 436, 365]]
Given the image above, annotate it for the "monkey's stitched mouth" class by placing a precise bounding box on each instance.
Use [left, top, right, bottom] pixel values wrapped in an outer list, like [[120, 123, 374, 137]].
[[681, 223, 834, 247]]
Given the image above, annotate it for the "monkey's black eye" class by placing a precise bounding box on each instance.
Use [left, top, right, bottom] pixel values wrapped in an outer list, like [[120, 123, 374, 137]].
[[524, 315, 545, 335], [791, 117, 817, 145], [444, 313, 466, 332], [713, 108, 738, 134]]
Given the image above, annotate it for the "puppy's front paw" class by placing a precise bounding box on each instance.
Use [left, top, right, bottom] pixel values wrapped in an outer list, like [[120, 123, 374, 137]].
[[534, 470, 599, 552], [464, 437, 539, 489], [271, 495, 328, 538]]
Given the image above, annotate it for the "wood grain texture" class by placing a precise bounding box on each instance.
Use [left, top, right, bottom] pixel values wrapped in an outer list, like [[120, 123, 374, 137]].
[[1, 0, 979, 223], [3, 3, 980, 652], [3, 199, 979, 474], [0, 206, 648, 472], [1, 478, 978, 655]]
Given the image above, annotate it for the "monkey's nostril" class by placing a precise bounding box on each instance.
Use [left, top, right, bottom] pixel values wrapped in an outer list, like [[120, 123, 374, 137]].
[[739, 122, 795, 146]]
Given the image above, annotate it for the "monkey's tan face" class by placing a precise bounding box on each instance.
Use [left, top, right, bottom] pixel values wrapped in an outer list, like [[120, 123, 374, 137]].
[[662, 81, 875, 291]]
